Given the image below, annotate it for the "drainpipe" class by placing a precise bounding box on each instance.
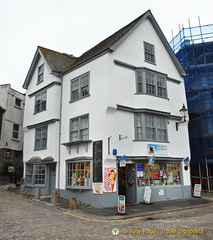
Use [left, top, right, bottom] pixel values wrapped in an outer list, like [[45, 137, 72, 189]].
[[57, 72, 63, 196]]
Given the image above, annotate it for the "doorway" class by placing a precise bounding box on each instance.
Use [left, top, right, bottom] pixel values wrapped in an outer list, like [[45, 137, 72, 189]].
[[118, 164, 136, 202]]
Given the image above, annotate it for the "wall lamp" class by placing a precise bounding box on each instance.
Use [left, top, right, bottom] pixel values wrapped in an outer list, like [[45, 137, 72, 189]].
[[176, 104, 188, 131]]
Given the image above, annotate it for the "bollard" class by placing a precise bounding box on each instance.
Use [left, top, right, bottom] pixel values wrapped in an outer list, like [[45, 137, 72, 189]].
[[51, 191, 58, 204], [20, 185, 25, 195], [69, 196, 77, 210], [34, 188, 40, 199]]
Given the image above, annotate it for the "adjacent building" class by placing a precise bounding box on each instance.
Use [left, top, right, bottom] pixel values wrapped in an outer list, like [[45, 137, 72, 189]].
[[0, 84, 25, 180], [22, 10, 191, 207], [170, 24, 213, 191]]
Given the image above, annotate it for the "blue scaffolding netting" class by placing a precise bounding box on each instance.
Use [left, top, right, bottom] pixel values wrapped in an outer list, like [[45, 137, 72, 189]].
[[170, 25, 213, 165]]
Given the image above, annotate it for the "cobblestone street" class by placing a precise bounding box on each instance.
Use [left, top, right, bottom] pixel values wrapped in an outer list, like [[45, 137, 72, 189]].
[[0, 187, 213, 240]]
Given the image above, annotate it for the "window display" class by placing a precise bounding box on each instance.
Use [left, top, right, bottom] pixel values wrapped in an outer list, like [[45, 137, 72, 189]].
[[137, 163, 181, 187], [67, 162, 90, 187]]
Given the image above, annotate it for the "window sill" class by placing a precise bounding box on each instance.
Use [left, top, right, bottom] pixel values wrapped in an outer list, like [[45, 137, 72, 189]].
[[69, 94, 90, 103], [66, 187, 92, 191], [11, 138, 20, 142]]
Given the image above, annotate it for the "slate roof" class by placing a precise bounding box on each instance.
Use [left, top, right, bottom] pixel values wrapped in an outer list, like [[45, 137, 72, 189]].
[[23, 10, 185, 89], [39, 46, 77, 72], [66, 11, 148, 70]]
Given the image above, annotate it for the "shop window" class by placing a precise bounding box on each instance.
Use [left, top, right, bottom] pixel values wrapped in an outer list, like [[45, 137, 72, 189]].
[[137, 163, 181, 187], [67, 161, 90, 187]]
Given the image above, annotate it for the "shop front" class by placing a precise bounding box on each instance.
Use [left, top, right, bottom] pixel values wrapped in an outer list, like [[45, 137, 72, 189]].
[[118, 156, 190, 203]]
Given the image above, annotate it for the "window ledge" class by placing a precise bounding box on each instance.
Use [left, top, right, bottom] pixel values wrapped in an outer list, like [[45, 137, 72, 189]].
[[11, 138, 20, 142], [66, 187, 92, 191], [69, 94, 90, 103], [62, 140, 92, 154]]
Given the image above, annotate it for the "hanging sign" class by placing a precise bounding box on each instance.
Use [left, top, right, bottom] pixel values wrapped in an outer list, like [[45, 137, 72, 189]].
[[148, 155, 155, 166], [193, 184, 201, 197], [118, 195, 125, 214], [119, 155, 126, 167]]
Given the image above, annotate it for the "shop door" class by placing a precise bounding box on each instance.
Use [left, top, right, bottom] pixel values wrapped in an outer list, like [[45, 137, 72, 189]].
[[126, 164, 135, 202]]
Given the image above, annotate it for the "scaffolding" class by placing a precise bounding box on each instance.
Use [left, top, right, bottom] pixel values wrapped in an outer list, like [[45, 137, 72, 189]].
[[170, 24, 213, 191]]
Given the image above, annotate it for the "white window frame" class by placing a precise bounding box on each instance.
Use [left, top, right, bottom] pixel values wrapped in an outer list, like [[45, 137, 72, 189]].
[[12, 124, 19, 139], [66, 161, 91, 189], [70, 72, 90, 101], [135, 113, 168, 142], [70, 114, 89, 142]]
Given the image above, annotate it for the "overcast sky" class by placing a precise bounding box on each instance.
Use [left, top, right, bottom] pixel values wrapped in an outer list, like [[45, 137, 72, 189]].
[[0, 0, 212, 93]]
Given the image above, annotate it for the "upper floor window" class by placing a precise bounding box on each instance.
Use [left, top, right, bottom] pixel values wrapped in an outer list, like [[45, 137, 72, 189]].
[[15, 98, 22, 108], [37, 64, 44, 84], [35, 91, 46, 114], [144, 42, 155, 64], [35, 126, 47, 150], [70, 114, 89, 142], [136, 70, 167, 98], [12, 124, 19, 139], [70, 73, 89, 101], [135, 113, 168, 142]]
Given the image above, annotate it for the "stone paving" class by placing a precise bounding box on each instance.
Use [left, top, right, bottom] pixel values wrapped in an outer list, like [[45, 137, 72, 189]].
[[0, 185, 213, 239]]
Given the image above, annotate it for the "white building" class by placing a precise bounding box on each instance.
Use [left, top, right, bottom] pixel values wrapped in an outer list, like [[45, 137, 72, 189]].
[[0, 84, 25, 175], [23, 10, 191, 207]]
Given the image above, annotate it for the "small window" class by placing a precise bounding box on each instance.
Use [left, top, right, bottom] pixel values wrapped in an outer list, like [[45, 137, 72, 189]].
[[34, 91, 46, 114], [15, 98, 21, 107], [25, 164, 46, 186], [67, 162, 90, 187], [135, 113, 167, 142], [12, 124, 19, 139], [35, 126, 47, 150], [71, 73, 89, 101], [70, 114, 89, 141], [144, 42, 155, 64], [37, 64, 44, 84]]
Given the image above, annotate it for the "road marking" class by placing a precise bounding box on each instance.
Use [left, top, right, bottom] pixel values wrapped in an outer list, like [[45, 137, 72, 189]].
[[63, 211, 140, 222], [202, 196, 213, 201]]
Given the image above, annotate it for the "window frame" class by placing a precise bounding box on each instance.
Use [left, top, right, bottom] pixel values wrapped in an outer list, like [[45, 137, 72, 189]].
[[12, 124, 19, 139], [66, 160, 92, 189], [135, 113, 168, 142], [14, 97, 22, 108], [70, 114, 89, 142], [136, 69, 167, 98], [70, 72, 90, 102], [144, 41, 156, 64], [25, 164, 46, 186], [37, 64, 44, 84], [34, 126, 48, 150], [34, 91, 47, 114], [137, 163, 181, 187]]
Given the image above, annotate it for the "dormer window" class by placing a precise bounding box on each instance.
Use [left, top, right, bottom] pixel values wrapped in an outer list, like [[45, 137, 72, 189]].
[[37, 64, 44, 84], [144, 42, 156, 64]]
